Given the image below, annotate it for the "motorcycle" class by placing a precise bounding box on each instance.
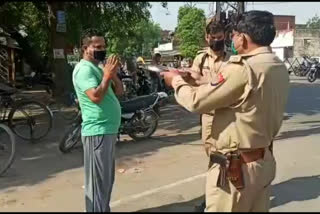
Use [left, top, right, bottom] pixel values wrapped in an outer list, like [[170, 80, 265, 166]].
[[294, 56, 315, 77], [24, 71, 54, 95], [117, 68, 137, 100], [307, 61, 320, 83], [136, 67, 151, 96], [59, 91, 168, 153]]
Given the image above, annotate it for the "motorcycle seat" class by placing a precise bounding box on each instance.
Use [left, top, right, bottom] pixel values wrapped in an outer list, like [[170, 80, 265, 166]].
[[121, 75, 133, 79], [0, 83, 17, 96], [121, 94, 158, 113]]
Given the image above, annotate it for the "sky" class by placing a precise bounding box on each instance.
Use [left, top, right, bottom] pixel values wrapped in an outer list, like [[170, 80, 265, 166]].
[[149, 2, 320, 31]]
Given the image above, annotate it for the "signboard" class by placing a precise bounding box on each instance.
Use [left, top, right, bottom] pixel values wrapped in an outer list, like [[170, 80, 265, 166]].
[[56, 23, 67, 33], [158, 42, 173, 51], [53, 49, 65, 59], [57, 11, 66, 24]]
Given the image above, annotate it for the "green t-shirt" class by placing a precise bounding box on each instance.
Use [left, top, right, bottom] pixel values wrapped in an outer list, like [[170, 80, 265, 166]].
[[72, 59, 121, 136]]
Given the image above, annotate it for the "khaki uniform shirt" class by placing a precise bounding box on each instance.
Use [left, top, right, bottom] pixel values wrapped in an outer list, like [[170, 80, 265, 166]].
[[172, 47, 289, 154], [192, 48, 230, 154]]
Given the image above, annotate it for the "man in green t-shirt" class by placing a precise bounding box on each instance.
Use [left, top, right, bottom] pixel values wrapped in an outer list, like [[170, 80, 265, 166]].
[[72, 29, 123, 212]]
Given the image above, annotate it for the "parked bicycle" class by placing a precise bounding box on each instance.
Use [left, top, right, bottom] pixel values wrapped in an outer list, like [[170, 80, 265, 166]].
[[0, 83, 53, 142], [47, 92, 79, 122], [0, 123, 16, 176]]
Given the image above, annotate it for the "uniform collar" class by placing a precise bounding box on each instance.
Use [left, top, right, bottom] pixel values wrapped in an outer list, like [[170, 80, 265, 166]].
[[239, 46, 272, 58]]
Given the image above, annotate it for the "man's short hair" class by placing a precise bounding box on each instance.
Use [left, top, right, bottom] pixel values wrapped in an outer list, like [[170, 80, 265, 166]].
[[233, 10, 276, 46], [155, 53, 161, 58], [81, 28, 104, 49], [206, 17, 225, 35]]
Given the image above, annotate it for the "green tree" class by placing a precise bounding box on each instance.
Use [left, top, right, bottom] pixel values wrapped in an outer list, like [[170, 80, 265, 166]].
[[0, 1, 165, 61], [0, 2, 49, 72], [0, 2, 165, 92], [117, 19, 161, 58], [176, 6, 206, 59], [306, 14, 320, 29]]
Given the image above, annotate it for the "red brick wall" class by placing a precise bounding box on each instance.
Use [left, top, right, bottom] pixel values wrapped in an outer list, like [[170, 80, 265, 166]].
[[274, 16, 295, 31]]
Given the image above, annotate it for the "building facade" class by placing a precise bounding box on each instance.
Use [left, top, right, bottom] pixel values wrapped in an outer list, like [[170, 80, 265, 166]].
[[294, 27, 320, 58], [271, 15, 295, 61]]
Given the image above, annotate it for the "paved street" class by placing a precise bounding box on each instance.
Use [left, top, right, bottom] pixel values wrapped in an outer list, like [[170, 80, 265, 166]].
[[1, 75, 320, 212]]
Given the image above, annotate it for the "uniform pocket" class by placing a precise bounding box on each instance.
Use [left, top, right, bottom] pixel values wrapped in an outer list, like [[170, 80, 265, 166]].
[[93, 135, 105, 151], [262, 149, 276, 188], [207, 163, 220, 187], [246, 149, 276, 189]]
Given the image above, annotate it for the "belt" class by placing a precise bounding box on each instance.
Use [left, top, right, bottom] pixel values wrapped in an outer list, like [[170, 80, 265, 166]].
[[239, 148, 265, 163], [238, 141, 273, 163]]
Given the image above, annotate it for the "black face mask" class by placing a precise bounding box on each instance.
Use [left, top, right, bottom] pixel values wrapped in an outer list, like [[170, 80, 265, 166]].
[[93, 50, 106, 62], [209, 39, 225, 51]]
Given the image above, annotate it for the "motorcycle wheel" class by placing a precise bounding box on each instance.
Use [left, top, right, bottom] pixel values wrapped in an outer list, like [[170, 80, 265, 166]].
[[307, 71, 317, 83], [293, 67, 302, 77], [301, 68, 310, 77], [128, 111, 158, 140]]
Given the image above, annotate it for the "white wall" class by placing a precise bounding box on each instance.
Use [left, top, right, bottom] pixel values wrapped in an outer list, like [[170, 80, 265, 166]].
[[271, 30, 294, 48], [272, 47, 285, 61]]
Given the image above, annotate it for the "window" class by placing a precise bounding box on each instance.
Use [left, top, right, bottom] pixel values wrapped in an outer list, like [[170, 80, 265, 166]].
[[304, 39, 311, 47]]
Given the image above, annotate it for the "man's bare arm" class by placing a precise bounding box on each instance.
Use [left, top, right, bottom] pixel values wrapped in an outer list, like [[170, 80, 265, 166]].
[[111, 74, 124, 96], [85, 55, 119, 104], [85, 76, 112, 104]]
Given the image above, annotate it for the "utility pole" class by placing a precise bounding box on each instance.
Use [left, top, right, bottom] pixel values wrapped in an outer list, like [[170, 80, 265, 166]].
[[215, 2, 221, 20], [237, 2, 245, 14], [215, 2, 221, 14]]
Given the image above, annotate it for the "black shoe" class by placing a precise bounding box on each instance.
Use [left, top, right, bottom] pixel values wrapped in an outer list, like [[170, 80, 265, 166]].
[[194, 201, 206, 212]]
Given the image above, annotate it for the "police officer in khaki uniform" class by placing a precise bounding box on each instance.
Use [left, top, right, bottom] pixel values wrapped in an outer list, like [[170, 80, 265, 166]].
[[192, 17, 230, 211], [192, 17, 231, 157], [162, 10, 289, 212]]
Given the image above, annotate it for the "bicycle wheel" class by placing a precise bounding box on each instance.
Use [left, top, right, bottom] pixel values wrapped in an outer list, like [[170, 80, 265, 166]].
[[48, 93, 79, 122], [49, 101, 79, 121], [8, 100, 53, 141], [59, 122, 81, 153], [0, 124, 16, 176]]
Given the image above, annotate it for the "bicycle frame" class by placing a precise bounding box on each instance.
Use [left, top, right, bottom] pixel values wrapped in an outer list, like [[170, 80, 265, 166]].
[[0, 95, 14, 123], [0, 94, 35, 136]]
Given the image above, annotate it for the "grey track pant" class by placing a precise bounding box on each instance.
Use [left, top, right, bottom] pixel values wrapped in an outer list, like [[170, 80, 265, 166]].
[[82, 134, 117, 212]]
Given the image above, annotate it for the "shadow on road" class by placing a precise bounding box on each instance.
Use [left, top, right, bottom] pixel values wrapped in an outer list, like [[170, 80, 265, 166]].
[[137, 195, 204, 212], [271, 175, 320, 208], [286, 82, 320, 116], [2, 77, 320, 197], [136, 174, 320, 211], [275, 126, 320, 140], [0, 102, 201, 192]]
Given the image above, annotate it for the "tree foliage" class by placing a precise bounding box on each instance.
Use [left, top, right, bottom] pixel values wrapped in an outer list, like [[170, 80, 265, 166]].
[[306, 14, 320, 29], [108, 19, 162, 58], [0, 2, 164, 62], [176, 6, 206, 59]]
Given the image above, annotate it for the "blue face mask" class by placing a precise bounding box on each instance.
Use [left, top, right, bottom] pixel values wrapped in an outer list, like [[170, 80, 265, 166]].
[[231, 41, 238, 55]]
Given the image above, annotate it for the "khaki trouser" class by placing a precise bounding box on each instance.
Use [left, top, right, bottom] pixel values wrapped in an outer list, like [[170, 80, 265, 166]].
[[201, 114, 214, 156], [205, 149, 276, 212]]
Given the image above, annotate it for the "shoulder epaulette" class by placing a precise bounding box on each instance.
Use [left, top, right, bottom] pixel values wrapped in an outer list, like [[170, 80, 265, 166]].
[[228, 55, 242, 63], [197, 49, 207, 54]]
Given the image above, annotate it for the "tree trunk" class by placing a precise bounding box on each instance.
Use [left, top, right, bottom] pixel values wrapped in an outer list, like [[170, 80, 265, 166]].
[[47, 1, 70, 101]]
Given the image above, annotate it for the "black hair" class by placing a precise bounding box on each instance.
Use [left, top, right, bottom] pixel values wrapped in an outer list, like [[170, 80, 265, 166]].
[[206, 20, 225, 34], [81, 28, 104, 51], [155, 53, 161, 57], [233, 10, 276, 46]]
